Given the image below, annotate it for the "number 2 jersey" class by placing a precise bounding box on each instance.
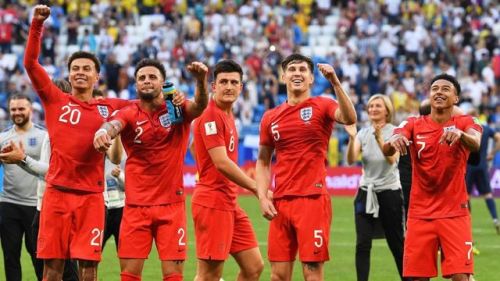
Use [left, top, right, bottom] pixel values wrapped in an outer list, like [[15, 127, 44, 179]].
[[259, 96, 338, 199], [24, 18, 130, 193], [192, 99, 239, 210], [109, 102, 194, 206], [393, 115, 482, 219]]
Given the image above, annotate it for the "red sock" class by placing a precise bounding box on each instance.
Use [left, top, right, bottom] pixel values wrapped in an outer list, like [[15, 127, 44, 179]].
[[163, 273, 183, 281], [121, 272, 142, 281]]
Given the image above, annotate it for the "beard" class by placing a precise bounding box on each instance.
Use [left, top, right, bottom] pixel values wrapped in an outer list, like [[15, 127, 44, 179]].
[[12, 115, 29, 127], [137, 90, 159, 101]]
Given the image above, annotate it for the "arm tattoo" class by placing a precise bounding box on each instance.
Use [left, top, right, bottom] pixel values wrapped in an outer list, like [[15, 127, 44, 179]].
[[101, 120, 123, 138]]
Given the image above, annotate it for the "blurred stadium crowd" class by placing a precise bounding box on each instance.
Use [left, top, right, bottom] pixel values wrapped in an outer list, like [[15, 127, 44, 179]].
[[0, 0, 498, 166]]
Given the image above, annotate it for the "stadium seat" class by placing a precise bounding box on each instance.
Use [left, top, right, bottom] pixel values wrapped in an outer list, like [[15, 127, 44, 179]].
[[1, 54, 18, 71], [321, 24, 337, 36], [300, 46, 313, 57], [308, 25, 321, 37], [325, 15, 339, 27]]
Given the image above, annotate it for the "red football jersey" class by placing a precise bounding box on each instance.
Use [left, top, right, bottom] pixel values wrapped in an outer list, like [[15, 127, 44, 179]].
[[110, 102, 193, 205], [394, 115, 482, 219], [24, 19, 130, 192], [192, 99, 239, 210], [259, 96, 338, 198]]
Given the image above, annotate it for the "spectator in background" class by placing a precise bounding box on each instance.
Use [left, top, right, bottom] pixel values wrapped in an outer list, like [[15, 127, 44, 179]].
[[0, 94, 47, 281], [345, 94, 407, 281], [466, 109, 500, 234]]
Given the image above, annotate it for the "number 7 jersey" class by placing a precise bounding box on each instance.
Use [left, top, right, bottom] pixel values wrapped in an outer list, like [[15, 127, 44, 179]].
[[393, 115, 482, 219], [259, 96, 338, 199]]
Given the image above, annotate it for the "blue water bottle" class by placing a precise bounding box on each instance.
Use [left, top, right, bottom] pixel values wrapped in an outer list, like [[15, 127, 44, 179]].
[[163, 81, 183, 124]]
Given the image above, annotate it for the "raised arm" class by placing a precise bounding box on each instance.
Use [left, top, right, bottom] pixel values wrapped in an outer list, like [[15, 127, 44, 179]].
[[184, 62, 209, 119], [23, 5, 53, 94], [317, 63, 357, 125], [256, 145, 277, 220], [208, 147, 257, 195]]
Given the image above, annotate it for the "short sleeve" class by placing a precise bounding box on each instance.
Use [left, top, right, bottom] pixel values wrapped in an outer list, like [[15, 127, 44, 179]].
[[393, 117, 415, 141], [259, 111, 273, 147], [108, 105, 133, 129], [462, 116, 483, 134], [199, 110, 226, 150], [322, 97, 338, 122]]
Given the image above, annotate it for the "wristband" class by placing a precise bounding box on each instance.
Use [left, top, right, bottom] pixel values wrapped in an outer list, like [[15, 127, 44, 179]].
[[95, 128, 108, 137]]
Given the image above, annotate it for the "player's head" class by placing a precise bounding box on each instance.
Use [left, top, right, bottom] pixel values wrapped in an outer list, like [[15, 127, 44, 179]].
[[212, 59, 243, 105], [367, 94, 394, 123], [281, 54, 314, 95], [92, 89, 105, 100], [67, 51, 100, 92], [419, 99, 431, 116], [52, 79, 72, 94], [134, 58, 166, 101], [8, 94, 33, 127], [429, 73, 460, 110]]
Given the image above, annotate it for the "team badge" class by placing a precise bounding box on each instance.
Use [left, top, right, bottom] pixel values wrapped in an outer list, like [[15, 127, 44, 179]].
[[204, 121, 217, 135], [159, 113, 171, 128], [300, 107, 313, 121], [28, 138, 37, 146], [97, 105, 109, 118]]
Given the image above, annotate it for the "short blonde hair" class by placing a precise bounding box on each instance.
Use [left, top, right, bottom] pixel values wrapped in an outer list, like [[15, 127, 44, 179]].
[[367, 94, 394, 123]]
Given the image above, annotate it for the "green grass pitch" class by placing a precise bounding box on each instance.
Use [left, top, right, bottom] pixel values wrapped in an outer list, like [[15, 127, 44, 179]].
[[1, 196, 499, 280]]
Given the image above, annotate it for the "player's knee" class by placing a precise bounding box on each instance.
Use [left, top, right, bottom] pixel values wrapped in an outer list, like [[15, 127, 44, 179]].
[[303, 262, 323, 281], [270, 271, 290, 281], [450, 273, 471, 281], [240, 259, 264, 280], [121, 271, 142, 281], [163, 272, 183, 281]]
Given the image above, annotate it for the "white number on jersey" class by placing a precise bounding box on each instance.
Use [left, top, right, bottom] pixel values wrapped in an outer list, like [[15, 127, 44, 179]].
[[271, 124, 280, 141], [416, 141, 426, 159], [90, 228, 103, 246], [59, 105, 81, 125], [134, 126, 144, 144], [314, 229, 323, 248], [228, 135, 235, 152], [177, 228, 186, 246]]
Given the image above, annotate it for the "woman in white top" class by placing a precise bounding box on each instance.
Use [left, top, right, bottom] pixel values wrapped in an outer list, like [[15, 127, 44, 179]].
[[345, 94, 408, 281]]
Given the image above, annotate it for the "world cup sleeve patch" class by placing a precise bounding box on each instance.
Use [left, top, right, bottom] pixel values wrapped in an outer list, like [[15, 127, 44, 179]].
[[204, 121, 217, 136]]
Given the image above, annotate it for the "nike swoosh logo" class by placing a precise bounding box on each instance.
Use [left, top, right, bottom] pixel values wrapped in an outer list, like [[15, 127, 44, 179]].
[[68, 102, 80, 107], [136, 120, 148, 126]]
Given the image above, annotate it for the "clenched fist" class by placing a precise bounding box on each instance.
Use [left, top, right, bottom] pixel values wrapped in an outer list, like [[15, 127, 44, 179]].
[[317, 63, 340, 84], [187, 62, 208, 82], [33, 5, 51, 22]]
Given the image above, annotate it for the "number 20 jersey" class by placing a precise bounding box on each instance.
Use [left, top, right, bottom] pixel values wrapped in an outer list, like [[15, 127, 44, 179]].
[[40, 85, 130, 193], [259, 97, 338, 199]]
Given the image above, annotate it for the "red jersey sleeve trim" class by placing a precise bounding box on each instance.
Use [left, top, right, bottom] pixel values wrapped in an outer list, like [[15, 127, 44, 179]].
[[23, 19, 53, 101]]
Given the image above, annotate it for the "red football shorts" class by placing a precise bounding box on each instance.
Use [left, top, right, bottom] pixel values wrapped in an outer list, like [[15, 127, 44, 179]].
[[192, 203, 258, 260], [37, 185, 105, 261], [268, 195, 331, 262], [118, 202, 186, 260], [403, 216, 474, 278]]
